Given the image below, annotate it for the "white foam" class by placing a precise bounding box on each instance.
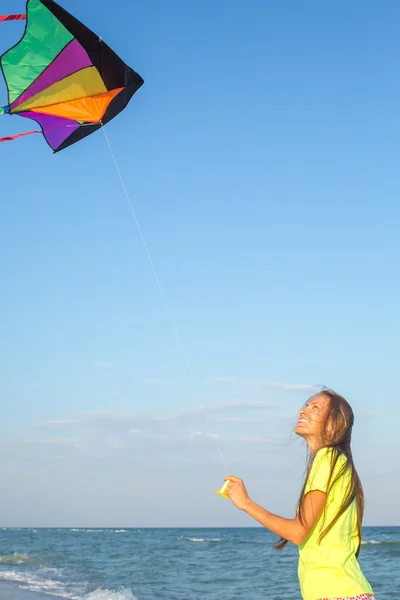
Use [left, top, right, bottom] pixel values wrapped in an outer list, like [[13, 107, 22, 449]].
[[186, 537, 221, 543], [361, 539, 399, 545], [85, 529, 104, 533], [0, 552, 32, 564], [38, 566, 65, 575], [20, 585, 80, 600], [84, 588, 137, 600], [68, 529, 107, 533], [0, 569, 138, 600], [0, 569, 76, 598]]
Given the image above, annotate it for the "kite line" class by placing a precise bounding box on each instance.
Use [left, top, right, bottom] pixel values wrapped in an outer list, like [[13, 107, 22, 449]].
[[101, 123, 229, 474]]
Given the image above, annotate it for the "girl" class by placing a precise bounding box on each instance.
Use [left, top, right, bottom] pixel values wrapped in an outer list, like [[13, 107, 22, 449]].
[[224, 389, 375, 600]]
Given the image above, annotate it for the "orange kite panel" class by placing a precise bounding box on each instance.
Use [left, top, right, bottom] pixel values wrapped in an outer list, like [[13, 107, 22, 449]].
[[30, 87, 124, 122]]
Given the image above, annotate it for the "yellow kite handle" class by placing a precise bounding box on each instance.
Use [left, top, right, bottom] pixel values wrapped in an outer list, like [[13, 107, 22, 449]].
[[216, 480, 230, 498]]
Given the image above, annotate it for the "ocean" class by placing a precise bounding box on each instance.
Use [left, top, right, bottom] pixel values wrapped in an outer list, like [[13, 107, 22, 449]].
[[0, 527, 398, 600]]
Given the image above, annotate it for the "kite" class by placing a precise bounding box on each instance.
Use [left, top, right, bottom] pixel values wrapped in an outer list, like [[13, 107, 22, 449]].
[[0, 0, 144, 152]]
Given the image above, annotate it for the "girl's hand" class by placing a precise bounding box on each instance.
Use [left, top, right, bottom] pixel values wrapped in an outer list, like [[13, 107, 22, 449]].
[[224, 475, 251, 511]]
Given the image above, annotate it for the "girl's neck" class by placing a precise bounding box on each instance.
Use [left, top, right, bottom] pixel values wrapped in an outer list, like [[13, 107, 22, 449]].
[[307, 437, 325, 455]]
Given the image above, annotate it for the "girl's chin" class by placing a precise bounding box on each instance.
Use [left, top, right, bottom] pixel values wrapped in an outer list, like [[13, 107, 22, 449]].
[[294, 423, 306, 431], [294, 425, 307, 437]]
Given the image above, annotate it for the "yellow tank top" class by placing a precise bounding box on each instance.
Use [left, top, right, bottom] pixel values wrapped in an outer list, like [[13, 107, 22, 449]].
[[297, 447, 374, 600]]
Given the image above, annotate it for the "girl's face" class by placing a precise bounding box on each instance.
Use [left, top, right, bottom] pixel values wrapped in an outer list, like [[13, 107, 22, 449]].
[[294, 393, 331, 447]]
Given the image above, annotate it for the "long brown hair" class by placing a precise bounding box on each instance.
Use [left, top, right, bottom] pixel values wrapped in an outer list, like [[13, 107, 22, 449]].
[[274, 389, 364, 556]]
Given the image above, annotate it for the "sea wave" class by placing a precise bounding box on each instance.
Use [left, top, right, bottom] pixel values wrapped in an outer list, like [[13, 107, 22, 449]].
[[186, 537, 221, 543], [66, 529, 133, 534], [86, 530, 104, 533], [0, 570, 77, 599], [0, 552, 32, 564], [113, 530, 128, 533], [84, 589, 137, 600], [38, 566, 65, 576], [0, 570, 137, 600], [361, 539, 400, 545]]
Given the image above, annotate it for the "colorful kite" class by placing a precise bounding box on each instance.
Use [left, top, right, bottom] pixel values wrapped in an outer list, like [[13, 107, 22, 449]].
[[0, 0, 144, 152]]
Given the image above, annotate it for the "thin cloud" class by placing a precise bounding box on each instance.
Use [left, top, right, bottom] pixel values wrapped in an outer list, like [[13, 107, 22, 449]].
[[128, 428, 170, 442], [140, 378, 173, 384], [234, 436, 278, 444], [20, 438, 80, 446], [27, 399, 281, 431], [213, 416, 274, 423], [17, 403, 285, 458], [186, 431, 220, 440], [207, 377, 319, 393], [16, 393, 301, 464], [206, 399, 278, 411], [28, 419, 80, 429]]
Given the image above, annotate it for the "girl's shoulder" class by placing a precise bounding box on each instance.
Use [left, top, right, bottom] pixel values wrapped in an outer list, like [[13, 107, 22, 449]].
[[314, 446, 347, 462], [312, 446, 348, 474], [306, 447, 349, 494]]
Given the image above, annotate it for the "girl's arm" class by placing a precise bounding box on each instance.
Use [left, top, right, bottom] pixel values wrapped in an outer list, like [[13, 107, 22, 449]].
[[225, 475, 326, 546]]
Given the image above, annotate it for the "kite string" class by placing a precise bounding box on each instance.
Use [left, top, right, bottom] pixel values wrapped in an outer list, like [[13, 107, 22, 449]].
[[100, 123, 229, 474]]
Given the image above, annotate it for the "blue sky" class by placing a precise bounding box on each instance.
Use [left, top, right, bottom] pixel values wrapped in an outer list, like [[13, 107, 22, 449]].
[[0, 0, 399, 527]]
